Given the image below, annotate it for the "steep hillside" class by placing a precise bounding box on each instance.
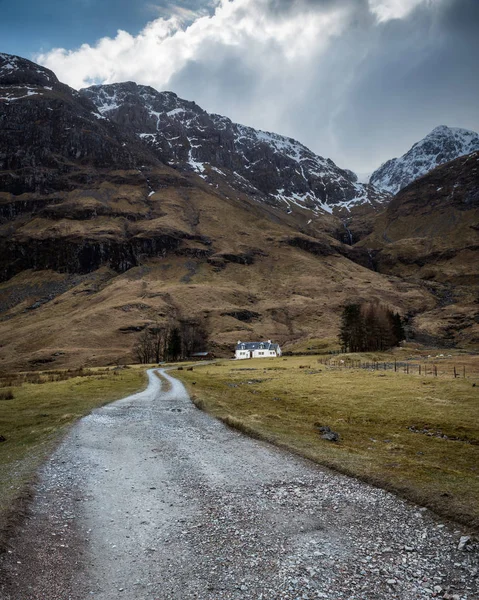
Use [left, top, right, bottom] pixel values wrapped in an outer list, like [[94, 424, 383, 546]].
[[81, 82, 389, 239], [370, 126, 479, 194], [360, 152, 479, 346]]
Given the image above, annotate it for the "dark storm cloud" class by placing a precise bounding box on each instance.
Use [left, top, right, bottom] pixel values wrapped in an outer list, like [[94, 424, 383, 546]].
[[319, 0, 479, 170]]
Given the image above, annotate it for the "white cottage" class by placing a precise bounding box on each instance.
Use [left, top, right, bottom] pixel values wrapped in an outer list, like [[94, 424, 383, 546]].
[[235, 340, 282, 360]]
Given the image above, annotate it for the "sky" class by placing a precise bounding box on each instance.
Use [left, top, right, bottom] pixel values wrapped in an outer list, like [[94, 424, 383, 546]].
[[2, 0, 478, 173]]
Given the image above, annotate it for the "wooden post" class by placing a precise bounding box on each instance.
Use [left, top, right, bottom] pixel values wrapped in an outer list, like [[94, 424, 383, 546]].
[[406, 363, 409, 375], [454, 366, 457, 378], [434, 365, 437, 377], [419, 364, 421, 376], [463, 365, 466, 378]]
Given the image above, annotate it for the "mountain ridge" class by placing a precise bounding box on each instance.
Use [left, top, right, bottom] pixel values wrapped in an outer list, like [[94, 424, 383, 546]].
[[370, 125, 479, 194], [80, 81, 390, 224]]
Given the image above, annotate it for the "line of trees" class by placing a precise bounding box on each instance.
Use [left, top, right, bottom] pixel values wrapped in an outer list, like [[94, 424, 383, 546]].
[[134, 320, 208, 364], [339, 302, 405, 353]]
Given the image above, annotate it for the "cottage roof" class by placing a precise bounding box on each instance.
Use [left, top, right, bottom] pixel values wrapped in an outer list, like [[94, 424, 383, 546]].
[[235, 341, 280, 351]]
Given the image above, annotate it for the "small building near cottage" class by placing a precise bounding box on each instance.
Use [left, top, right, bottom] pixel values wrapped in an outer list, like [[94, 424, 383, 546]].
[[235, 340, 282, 360]]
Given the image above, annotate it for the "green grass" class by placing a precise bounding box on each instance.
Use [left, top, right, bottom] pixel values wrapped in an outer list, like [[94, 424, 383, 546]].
[[0, 367, 146, 541], [176, 355, 479, 529]]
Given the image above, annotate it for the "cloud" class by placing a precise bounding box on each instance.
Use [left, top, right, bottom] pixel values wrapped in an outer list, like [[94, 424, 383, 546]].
[[36, 0, 479, 172], [367, 0, 433, 22], [37, 0, 352, 88]]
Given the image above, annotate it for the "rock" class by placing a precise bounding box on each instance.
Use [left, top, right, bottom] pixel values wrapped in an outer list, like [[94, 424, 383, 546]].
[[314, 424, 340, 442], [457, 536, 471, 551], [322, 431, 340, 442]]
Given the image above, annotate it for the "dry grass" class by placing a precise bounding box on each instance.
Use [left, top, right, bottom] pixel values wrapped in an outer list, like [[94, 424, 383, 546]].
[[176, 354, 479, 529], [0, 366, 146, 543], [155, 370, 172, 392]]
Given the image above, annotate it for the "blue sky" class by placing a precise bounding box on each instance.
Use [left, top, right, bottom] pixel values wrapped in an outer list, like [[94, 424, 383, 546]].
[[0, 0, 209, 57]]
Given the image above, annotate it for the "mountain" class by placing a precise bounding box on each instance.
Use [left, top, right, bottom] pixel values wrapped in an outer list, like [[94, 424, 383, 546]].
[[0, 53, 157, 196], [361, 151, 479, 346], [81, 82, 390, 228], [0, 52, 477, 369], [370, 126, 479, 194], [0, 53, 436, 369]]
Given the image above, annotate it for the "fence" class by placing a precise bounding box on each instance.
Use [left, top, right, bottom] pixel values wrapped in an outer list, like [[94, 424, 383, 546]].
[[316, 358, 468, 378]]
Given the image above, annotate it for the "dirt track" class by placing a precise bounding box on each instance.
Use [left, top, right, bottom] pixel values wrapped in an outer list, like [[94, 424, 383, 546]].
[[0, 369, 477, 599]]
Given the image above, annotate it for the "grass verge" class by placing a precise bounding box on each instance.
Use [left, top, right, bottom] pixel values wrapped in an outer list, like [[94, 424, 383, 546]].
[[176, 355, 479, 531], [0, 366, 147, 548]]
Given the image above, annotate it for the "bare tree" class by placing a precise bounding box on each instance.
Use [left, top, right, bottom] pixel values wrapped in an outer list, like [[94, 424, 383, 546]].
[[150, 322, 168, 363], [180, 319, 208, 358], [133, 328, 155, 364]]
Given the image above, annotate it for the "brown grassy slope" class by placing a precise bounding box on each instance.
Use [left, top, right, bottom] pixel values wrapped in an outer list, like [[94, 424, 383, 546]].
[[0, 167, 435, 369], [358, 152, 479, 347], [0, 250, 431, 371], [360, 152, 479, 282]]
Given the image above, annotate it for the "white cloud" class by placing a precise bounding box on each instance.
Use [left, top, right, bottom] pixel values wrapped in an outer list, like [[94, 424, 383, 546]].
[[368, 0, 434, 22], [36, 0, 350, 90]]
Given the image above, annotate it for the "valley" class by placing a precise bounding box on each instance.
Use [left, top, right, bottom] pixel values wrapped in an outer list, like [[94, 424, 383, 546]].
[[1, 2, 478, 596], [1, 53, 478, 370]]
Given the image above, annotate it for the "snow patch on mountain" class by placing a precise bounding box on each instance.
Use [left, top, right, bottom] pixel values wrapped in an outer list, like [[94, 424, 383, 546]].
[[370, 125, 479, 194], [81, 81, 390, 216]]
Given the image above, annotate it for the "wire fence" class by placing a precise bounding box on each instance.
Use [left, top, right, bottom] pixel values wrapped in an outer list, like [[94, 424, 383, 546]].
[[317, 357, 469, 378]]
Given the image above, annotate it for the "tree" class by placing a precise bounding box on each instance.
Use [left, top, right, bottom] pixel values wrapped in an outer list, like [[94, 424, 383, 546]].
[[339, 302, 405, 352], [180, 319, 208, 357], [134, 319, 209, 364], [166, 326, 182, 362], [133, 328, 154, 364], [150, 323, 168, 363], [339, 303, 364, 352]]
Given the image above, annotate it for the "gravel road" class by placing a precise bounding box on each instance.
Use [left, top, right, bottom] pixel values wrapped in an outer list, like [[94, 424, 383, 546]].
[[0, 369, 477, 600]]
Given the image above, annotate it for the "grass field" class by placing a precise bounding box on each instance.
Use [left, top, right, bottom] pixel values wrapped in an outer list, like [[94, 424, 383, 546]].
[[0, 366, 147, 544], [175, 354, 479, 530]]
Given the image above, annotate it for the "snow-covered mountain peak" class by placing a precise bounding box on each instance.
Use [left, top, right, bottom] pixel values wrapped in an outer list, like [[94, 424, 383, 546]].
[[81, 82, 390, 217], [370, 125, 479, 194], [0, 53, 58, 87]]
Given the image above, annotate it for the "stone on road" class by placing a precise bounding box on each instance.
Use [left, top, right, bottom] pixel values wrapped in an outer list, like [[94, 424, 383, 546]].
[[1, 369, 477, 599]]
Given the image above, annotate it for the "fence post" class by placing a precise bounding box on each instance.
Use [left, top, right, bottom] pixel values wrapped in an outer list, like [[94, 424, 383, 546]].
[[454, 366, 457, 378]]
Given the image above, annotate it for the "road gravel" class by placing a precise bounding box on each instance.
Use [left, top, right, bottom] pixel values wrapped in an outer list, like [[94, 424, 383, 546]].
[[0, 368, 477, 599]]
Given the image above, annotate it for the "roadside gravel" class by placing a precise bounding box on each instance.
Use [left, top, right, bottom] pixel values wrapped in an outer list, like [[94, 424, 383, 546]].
[[0, 369, 477, 599]]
